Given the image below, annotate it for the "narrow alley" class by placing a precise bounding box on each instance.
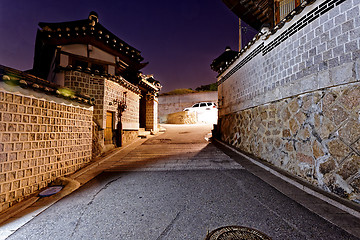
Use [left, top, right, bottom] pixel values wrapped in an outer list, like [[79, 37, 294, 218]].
[[3, 124, 359, 240]]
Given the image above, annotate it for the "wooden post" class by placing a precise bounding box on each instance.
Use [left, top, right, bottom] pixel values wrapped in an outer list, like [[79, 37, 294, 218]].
[[274, 0, 280, 25], [239, 18, 242, 51]]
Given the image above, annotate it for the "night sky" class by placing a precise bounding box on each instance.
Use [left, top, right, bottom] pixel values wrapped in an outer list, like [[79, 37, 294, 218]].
[[0, 0, 240, 93]]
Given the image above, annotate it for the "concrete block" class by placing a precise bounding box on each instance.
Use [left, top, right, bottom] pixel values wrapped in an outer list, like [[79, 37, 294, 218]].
[[329, 5, 340, 19], [330, 25, 342, 39], [349, 27, 360, 41], [333, 44, 345, 57], [340, 0, 353, 13], [345, 40, 358, 53], [317, 70, 331, 89], [335, 13, 346, 27], [355, 58, 360, 80], [300, 74, 317, 92], [342, 19, 355, 33], [330, 62, 354, 84], [340, 53, 353, 64], [328, 57, 340, 68], [337, 32, 350, 45]]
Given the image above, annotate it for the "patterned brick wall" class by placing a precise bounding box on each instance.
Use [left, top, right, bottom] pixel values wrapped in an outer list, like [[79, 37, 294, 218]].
[[64, 71, 104, 127], [0, 87, 92, 212], [218, 0, 360, 114], [217, 0, 360, 201], [104, 80, 140, 131], [64, 71, 140, 150]]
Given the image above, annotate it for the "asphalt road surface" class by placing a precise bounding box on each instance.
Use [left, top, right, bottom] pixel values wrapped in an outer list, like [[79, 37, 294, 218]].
[[6, 124, 359, 240]]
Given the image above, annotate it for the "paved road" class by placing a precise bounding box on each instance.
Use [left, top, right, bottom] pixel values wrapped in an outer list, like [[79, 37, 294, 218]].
[[6, 124, 359, 239]]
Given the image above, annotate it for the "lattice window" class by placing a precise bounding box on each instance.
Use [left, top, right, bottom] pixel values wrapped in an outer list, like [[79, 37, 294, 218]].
[[275, 0, 305, 24]]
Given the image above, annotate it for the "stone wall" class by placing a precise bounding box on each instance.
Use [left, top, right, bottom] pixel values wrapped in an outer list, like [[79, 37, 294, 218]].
[[64, 71, 104, 127], [104, 80, 140, 131], [64, 70, 140, 151], [122, 130, 139, 146], [145, 96, 159, 132], [159, 91, 217, 121], [217, 0, 360, 200], [219, 82, 360, 200], [166, 111, 197, 124], [218, 0, 360, 115], [0, 84, 93, 212]]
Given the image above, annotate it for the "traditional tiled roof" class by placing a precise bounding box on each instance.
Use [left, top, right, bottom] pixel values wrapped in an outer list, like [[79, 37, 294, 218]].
[[222, 0, 274, 30], [138, 73, 162, 93], [38, 12, 144, 63], [211, 47, 239, 73], [0, 65, 94, 105]]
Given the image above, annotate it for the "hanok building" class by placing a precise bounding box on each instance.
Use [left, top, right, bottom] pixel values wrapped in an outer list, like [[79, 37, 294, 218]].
[[32, 12, 161, 154], [212, 0, 360, 201]]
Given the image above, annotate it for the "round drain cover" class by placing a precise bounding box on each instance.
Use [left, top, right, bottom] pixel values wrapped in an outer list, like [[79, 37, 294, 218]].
[[206, 226, 271, 240], [38, 186, 63, 197]]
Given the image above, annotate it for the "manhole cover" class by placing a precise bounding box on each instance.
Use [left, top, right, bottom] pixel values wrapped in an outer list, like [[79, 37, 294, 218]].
[[38, 185, 63, 197], [205, 226, 271, 240]]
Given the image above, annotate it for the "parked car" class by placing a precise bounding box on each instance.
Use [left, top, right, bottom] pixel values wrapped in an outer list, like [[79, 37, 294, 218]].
[[183, 102, 217, 112]]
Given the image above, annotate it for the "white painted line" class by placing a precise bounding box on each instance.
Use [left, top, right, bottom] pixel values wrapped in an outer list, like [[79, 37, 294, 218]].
[[216, 140, 360, 219]]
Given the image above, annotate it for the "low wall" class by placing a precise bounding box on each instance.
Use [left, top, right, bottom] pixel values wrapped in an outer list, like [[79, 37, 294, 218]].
[[159, 91, 217, 121], [122, 130, 139, 145], [0, 83, 93, 212], [166, 111, 197, 124]]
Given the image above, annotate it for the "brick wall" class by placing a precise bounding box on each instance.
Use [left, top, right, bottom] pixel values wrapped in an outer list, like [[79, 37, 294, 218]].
[[64, 71, 104, 127], [104, 80, 140, 131], [219, 82, 360, 200], [0, 84, 93, 212], [218, 0, 360, 114], [64, 71, 140, 150], [217, 0, 360, 201]]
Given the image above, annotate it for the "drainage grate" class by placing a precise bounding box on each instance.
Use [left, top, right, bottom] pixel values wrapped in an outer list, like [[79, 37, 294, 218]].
[[38, 185, 63, 197], [205, 226, 272, 240]]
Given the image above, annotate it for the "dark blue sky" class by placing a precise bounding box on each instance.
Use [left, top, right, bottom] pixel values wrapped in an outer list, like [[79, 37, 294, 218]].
[[0, 0, 239, 92]]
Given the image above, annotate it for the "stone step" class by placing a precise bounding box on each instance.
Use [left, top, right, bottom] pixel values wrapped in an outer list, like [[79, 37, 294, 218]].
[[138, 129, 151, 138]]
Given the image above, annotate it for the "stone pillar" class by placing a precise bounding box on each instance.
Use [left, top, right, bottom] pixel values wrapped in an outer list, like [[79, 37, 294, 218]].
[[145, 94, 158, 132]]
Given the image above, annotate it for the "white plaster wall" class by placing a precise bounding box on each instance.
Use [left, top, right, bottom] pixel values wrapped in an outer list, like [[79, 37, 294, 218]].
[[59, 54, 69, 67], [89, 45, 116, 63], [61, 44, 87, 57]]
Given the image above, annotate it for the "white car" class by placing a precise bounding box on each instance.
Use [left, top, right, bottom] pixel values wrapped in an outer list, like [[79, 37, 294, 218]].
[[183, 102, 217, 112]]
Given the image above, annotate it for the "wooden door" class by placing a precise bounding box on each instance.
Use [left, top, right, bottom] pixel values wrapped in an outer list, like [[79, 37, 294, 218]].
[[104, 111, 114, 145]]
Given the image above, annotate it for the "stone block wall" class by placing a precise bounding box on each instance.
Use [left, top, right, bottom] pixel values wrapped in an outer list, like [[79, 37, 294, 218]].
[[218, 0, 360, 115], [64, 71, 105, 127], [217, 0, 360, 200], [0, 85, 93, 212], [64, 71, 140, 150], [166, 111, 197, 124], [219, 82, 360, 200], [122, 130, 139, 146], [104, 80, 140, 131]]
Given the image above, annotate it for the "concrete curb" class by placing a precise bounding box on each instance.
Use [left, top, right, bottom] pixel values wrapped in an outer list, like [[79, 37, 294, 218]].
[[0, 133, 163, 239], [215, 139, 360, 219]]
